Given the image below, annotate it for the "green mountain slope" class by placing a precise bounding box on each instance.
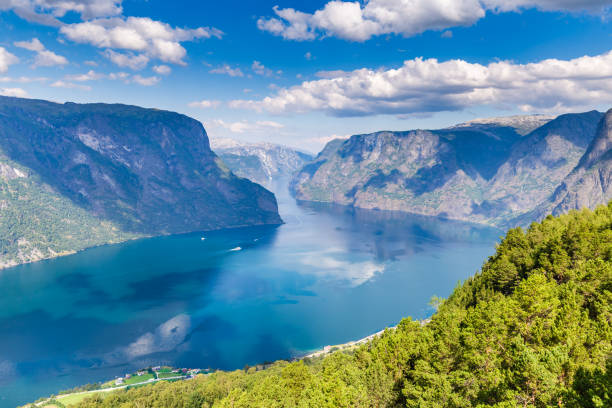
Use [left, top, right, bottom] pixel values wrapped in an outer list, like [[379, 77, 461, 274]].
[[0, 96, 281, 268], [63, 202, 611, 408]]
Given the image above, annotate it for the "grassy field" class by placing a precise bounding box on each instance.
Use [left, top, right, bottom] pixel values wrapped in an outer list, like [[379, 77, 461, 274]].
[[124, 373, 154, 385], [156, 372, 184, 379], [57, 392, 106, 406]]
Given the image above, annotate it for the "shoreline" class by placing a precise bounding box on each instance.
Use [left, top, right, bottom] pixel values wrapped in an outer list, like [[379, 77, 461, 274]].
[[298, 319, 430, 361], [298, 326, 395, 360]]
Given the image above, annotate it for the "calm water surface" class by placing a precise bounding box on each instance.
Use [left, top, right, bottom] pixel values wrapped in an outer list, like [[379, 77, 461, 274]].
[[0, 182, 500, 406]]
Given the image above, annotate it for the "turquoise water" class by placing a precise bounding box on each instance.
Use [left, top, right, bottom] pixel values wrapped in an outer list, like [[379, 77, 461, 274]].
[[0, 183, 500, 406]]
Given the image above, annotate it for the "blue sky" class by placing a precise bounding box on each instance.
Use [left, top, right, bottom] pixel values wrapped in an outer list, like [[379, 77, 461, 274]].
[[0, 0, 611, 152]]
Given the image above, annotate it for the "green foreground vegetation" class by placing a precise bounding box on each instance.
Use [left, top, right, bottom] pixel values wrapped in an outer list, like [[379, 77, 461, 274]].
[[50, 204, 612, 407], [0, 155, 140, 268]]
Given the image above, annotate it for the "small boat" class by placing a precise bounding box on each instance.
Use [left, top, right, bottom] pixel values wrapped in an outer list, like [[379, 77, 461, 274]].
[[200, 237, 206, 241], [229, 246, 242, 252]]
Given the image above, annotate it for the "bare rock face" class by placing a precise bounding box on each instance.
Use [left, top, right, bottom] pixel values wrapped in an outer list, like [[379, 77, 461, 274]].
[[0, 96, 281, 267], [547, 109, 612, 215], [292, 111, 606, 227]]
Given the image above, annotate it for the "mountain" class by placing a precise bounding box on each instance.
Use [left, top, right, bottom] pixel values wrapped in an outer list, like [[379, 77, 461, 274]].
[[542, 109, 612, 216], [292, 112, 605, 226], [481, 111, 603, 222], [0, 96, 281, 268], [451, 113, 555, 135], [211, 138, 313, 187], [45, 202, 612, 408]]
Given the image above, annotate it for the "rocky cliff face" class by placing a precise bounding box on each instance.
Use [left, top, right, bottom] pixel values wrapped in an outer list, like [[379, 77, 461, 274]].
[[292, 111, 607, 227], [211, 139, 312, 187], [0, 96, 281, 268], [481, 111, 603, 219], [545, 109, 612, 215]]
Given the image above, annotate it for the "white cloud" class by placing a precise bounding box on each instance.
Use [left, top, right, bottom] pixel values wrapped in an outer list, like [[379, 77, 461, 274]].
[[209, 119, 284, 134], [131, 74, 159, 86], [0, 0, 122, 26], [14, 38, 68, 67], [0, 47, 19, 73], [257, 0, 612, 42], [61, 16, 222, 65], [0, 87, 28, 97], [306, 134, 350, 146], [209, 64, 244, 77], [256, 120, 284, 129], [103, 49, 149, 70], [252, 60, 276, 77], [108, 71, 129, 80], [59, 70, 158, 86], [441, 30, 453, 38], [0, 76, 47, 83], [229, 50, 612, 117], [304, 52, 313, 60], [65, 69, 104, 81], [188, 99, 221, 109], [51, 80, 91, 90], [84, 60, 98, 66], [152, 64, 171, 75]]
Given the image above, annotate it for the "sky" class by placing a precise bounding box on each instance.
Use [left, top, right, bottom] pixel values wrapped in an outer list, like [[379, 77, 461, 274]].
[[0, 0, 611, 152]]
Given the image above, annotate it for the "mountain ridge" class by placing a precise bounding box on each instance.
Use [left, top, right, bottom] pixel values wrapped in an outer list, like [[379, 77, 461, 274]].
[[292, 110, 608, 227]]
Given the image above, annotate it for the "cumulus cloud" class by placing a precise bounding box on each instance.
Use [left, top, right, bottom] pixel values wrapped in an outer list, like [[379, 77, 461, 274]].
[[0, 47, 19, 73], [188, 99, 221, 108], [229, 50, 612, 117], [131, 74, 159, 86], [257, 0, 612, 41], [209, 64, 244, 77], [0, 0, 122, 26], [51, 80, 91, 90], [252, 60, 280, 77], [103, 49, 149, 70], [64, 69, 104, 81], [61, 16, 223, 65], [60, 69, 159, 87], [14, 38, 68, 67], [0, 75, 47, 83], [0, 87, 28, 97], [208, 119, 284, 133], [152, 64, 171, 75]]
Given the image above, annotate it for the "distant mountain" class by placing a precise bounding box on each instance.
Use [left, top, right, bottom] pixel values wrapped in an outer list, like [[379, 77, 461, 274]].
[[211, 138, 313, 187], [292, 111, 608, 227], [0, 96, 281, 268]]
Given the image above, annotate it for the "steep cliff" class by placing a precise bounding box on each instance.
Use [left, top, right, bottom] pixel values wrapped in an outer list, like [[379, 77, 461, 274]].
[[546, 109, 612, 215], [0, 96, 281, 268]]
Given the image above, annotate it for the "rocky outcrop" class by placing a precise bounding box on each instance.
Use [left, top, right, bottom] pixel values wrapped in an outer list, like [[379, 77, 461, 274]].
[[0, 96, 281, 268]]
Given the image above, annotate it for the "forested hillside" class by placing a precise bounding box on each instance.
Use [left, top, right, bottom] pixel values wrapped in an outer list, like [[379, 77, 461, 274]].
[[66, 202, 611, 408]]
